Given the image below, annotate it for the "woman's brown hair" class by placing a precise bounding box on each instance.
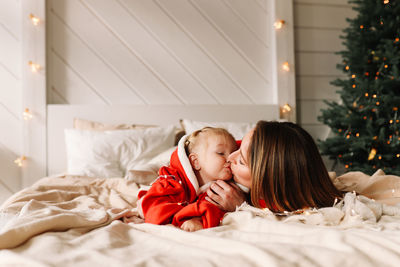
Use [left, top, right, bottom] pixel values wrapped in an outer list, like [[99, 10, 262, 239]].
[[249, 121, 342, 212]]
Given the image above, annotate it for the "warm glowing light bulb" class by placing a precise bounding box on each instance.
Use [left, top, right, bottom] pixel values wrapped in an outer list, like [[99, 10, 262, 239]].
[[28, 61, 40, 72], [23, 108, 33, 120], [29, 14, 40, 26], [14, 155, 27, 167], [384, 0, 389, 4], [274, 20, 285, 29], [281, 103, 292, 113], [282, 62, 290, 72], [368, 148, 377, 160]]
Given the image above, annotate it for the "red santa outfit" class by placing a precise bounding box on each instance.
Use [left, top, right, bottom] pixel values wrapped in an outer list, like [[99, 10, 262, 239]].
[[137, 135, 226, 228]]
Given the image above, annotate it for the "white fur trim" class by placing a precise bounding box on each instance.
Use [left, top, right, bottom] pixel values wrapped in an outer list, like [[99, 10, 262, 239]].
[[177, 135, 200, 194], [235, 182, 250, 193], [198, 181, 212, 195]]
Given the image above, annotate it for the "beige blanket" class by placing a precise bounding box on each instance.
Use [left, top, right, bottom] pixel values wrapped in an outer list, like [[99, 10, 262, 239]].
[[1, 170, 400, 266], [0, 175, 141, 249]]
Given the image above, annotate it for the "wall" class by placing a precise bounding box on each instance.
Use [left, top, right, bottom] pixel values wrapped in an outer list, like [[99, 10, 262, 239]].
[[46, 0, 280, 106], [0, 0, 22, 203], [0, 0, 355, 197], [293, 0, 355, 170]]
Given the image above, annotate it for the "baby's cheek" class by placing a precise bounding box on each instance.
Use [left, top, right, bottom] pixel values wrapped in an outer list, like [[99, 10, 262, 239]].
[[222, 169, 233, 180]]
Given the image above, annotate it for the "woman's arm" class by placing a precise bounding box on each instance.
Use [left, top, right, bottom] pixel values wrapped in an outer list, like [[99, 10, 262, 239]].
[[205, 180, 246, 212]]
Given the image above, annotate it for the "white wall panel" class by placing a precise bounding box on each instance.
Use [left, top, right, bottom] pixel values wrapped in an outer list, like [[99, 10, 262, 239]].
[[254, 0, 267, 11], [50, 13, 145, 105], [295, 28, 343, 52], [224, 0, 270, 46], [0, 143, 21, 203], [294, 4, 356, 29], [0, 66, 21, 117], [297, 76, 341, 100], [0, 0, 21, 199], [303, 124, 331, 142], [295, 0, 349, 5], [294, 0, 354, 171], [48, 0, 277, 105], [0, 104, 21, 156], [0, 25, 20, 79], [0, 0, 21, 37], [80, 0, 215, 104], [298, 99, 329, 124], [118, 0, 252, 104], [155, 0, 272, 103], [296, 52, 342, 76], [49, 51, 107, 105], [192, 0, 270, 78]]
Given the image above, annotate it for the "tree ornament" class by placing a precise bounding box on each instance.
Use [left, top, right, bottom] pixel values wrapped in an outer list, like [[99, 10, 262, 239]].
[[368, 148, 377, 160]]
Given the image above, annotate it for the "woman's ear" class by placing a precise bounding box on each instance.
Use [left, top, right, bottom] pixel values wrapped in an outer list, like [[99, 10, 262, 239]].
[[188, 153, 201, 170]]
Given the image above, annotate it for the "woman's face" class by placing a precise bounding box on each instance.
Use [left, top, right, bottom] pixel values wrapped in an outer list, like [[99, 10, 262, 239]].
[[228, 129, 253, 188]]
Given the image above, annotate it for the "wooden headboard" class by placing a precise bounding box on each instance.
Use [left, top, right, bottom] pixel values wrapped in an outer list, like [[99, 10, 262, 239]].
[[22, 0, 295, 186]]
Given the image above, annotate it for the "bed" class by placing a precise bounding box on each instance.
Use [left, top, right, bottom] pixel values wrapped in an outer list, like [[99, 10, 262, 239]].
[[2, 0, 400, 266], [1, 154, 400, 266], [2, 106, 400, 266]]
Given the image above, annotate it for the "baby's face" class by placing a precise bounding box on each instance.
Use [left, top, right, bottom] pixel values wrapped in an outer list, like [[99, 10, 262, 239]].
[[196, 134, 238, 183]]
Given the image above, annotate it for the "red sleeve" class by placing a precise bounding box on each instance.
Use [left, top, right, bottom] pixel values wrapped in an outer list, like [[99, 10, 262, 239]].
[[140, 176, 188, 225], [172, 193, 225, 228]]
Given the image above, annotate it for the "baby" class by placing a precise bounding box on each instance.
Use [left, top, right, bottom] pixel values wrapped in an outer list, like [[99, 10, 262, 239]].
[[137, 127, 238, 231]]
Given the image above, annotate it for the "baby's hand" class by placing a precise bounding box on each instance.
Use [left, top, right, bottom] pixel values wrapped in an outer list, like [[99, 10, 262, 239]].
[[180, 218, 203, 232]]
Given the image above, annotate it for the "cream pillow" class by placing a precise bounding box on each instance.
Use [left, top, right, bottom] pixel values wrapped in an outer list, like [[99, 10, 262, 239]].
[[74, 118, 184, 145], [180, 119, 255, 140], [73, 118, 154, 131], [65, 125, 177, 178]]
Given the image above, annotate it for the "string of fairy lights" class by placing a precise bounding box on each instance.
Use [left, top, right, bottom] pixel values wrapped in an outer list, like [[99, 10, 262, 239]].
[[338, 0, 399, 170], [274, 19, 293, 118], [14, 13, 41, 167], [14, 14, 293, 167]]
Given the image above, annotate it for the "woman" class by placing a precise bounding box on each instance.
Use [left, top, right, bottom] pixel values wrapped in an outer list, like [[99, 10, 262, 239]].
[[206, 121, 343, 213]]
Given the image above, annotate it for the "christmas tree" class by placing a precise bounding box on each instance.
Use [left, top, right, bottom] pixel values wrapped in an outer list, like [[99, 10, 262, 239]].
[[318, 0, 400, 175]]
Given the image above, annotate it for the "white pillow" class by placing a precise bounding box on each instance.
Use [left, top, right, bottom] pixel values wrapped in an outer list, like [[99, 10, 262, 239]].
[[180, 119, 255, 140], [65, 125, 177, 178], [126, 146, 176, 185]]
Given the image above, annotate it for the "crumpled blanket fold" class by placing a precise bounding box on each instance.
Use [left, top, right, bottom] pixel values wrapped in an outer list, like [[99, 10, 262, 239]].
[[0, 175, 141, 249]]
